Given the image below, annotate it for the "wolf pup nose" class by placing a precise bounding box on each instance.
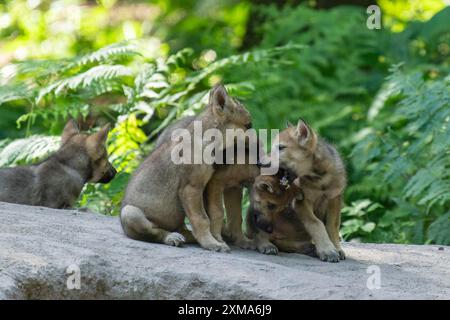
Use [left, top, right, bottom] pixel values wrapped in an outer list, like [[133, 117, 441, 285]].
[[98, 166, 117, 183], [254, 213, 273, 234], [0, 119, 116, 209]]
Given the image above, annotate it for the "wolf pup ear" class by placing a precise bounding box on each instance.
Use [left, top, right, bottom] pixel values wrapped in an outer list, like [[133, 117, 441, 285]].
[[256, 180, 275, 194], [94, 123, 111, 145], [209, 84, 229, 112], [87, 123, 111, 152], [286, 120, 294, 128], [295, 118, 311, 146], [61, 119, 80, 145]]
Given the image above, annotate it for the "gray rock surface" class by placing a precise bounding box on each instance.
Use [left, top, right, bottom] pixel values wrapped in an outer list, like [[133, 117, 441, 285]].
[[1, 201, 449, 299]]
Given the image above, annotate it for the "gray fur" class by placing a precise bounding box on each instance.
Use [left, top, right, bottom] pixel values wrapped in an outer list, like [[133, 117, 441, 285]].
[[0, 120, 116, 209], [154, 116, 195, 149]]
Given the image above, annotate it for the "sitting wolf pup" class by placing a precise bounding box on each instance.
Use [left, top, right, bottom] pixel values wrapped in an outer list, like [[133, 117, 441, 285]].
[[155, 115, 259, 250], [120, 84, 252, 252], [267, 119, 347, 262], [0, 120, 116, 209]]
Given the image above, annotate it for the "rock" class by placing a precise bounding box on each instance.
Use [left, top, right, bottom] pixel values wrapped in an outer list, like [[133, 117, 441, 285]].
[[1, 202, 449, 299]]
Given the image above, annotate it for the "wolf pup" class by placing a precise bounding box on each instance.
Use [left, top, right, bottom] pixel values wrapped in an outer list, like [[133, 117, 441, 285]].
[[246, 174, 319, 256], [268, 119, 347, 262], [204, 146, 259, 250], [120, 84, 252, 252], [155, 116, 259, 250], [0, 120, 116, 209]]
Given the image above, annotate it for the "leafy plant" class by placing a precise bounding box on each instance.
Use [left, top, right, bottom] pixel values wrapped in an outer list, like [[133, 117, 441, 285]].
[[341, 200, 383, 240], [0, 40, 303, 214], [352, 66, 450, 244], [1, 0, 449, 245]]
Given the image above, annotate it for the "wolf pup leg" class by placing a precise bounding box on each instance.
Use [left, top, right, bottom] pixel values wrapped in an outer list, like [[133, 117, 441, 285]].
[[293, 199, 340, 262], [325, 195, 345, 259], [179, 183, 230, 252], [272, 239, 315, 255], [204, 178, 227, 243], [223, 187, 256, 249], [245, 214, 278, 255]]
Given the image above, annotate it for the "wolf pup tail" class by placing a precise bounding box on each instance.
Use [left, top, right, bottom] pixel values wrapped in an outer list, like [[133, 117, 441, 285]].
[[120, 205, 185, 247]]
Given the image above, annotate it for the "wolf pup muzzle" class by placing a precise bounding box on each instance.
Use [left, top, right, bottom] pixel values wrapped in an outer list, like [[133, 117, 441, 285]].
[[253, 210, 274, 234], [98, 166, 117, 183]]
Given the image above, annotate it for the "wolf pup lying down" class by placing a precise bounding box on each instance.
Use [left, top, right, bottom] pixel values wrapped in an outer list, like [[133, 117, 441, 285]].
[[120, 84, 252, 252], [0, 120, 116, 209], [262, 119, 347, 262], [247, 173, 331, 257], [155, 115, 259, 251]]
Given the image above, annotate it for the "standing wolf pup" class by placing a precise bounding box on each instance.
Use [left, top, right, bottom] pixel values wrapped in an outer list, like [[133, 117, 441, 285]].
[[267, 119, 347, 262], [0, 120, 116, 209], [120, 84, 252, 252], [155, 116, 259, 250]]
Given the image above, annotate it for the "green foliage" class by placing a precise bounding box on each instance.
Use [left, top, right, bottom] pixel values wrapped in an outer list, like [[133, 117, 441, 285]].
[[341, 200, 383, 240], [0, 0, 449, 245], [352, 66, 450, 244], [0, 135, 60, 167], [225, 4, 385, 145], [0, 38, 302, 214], [428, 213, 450, 245]]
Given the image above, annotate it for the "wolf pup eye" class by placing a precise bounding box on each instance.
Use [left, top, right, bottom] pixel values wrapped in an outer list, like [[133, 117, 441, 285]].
[[278, 144, 286, 151], [267, 203, 276, 210]]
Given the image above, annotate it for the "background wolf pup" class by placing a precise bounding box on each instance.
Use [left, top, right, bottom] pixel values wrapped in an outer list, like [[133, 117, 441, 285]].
[[0, 120, 116, 209], [269, 119, 347, 262], [156, 116, 260, 250], [120, 84, 252, 252]]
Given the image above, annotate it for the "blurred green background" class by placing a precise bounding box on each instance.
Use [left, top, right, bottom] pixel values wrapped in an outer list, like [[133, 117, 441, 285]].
[[0, 0, 449, 245]]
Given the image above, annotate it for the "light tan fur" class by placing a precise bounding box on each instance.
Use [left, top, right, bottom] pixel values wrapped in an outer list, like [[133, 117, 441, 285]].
[[154, 114, 259, 250], [206, 159, 260, 249]]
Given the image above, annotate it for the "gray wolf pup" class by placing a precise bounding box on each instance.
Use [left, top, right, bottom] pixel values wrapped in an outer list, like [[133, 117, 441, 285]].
[[155, 115, 259, 251], [120, 84, 252, 252], [0, 120, 116, 209]]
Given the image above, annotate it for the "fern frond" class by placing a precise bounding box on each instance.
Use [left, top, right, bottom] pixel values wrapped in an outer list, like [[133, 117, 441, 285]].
[[0, 84, 33, 105], [186, 43, 305, 92], [67, 42, 140, 68], [428, 212, 450, 245], [38, 65, 133, 101], [17, 101, 90, 128], [0, 135, 60, 167]]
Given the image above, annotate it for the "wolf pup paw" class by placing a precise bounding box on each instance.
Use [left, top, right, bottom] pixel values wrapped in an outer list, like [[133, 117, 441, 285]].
[[203, 241, 231, 253], [258, 242, 279, 255], [317, 248, 340, 263], [338, 249, 346, 260], [234, 236, 257, 250], [163, 232, 186, 247]]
